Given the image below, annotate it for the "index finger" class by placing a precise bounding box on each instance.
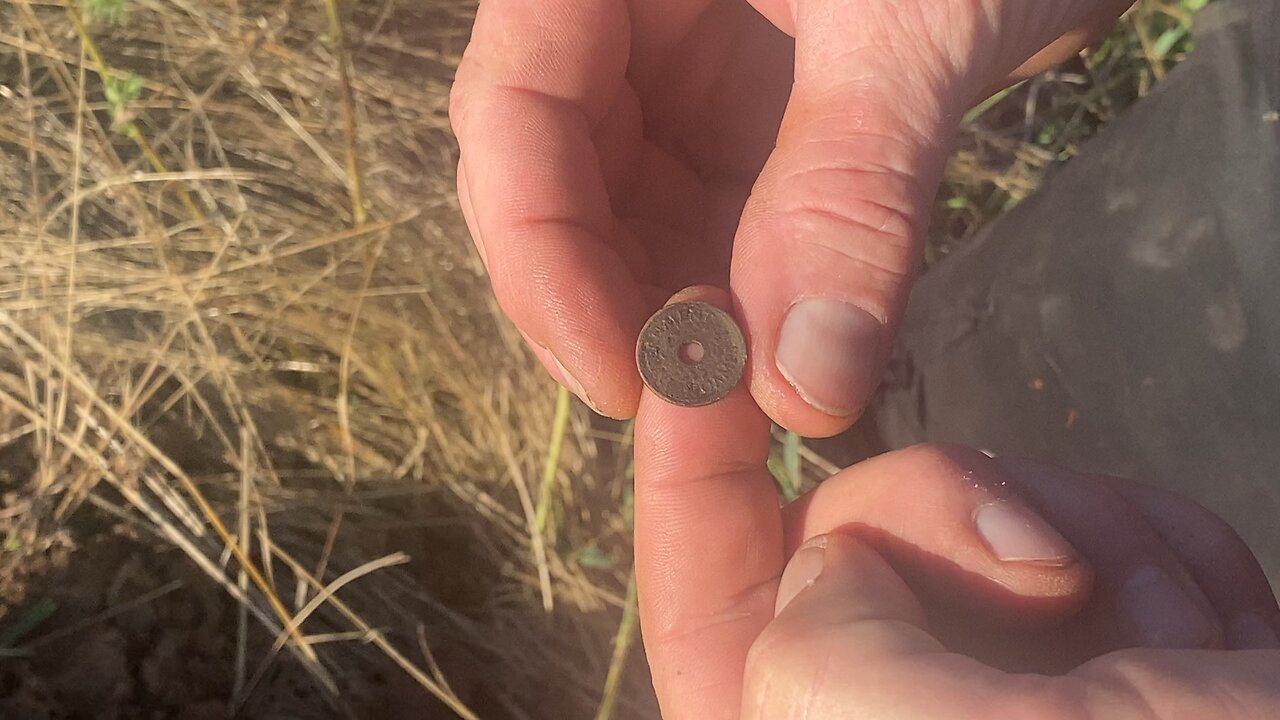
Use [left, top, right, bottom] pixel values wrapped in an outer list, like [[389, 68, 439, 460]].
[[634, 286, 784, 720], [449, 0, 650, 418]]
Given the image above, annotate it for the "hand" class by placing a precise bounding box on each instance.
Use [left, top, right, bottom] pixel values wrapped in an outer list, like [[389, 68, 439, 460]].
[[634, 289, 1280, 720], [451, 0, 1133, 433]]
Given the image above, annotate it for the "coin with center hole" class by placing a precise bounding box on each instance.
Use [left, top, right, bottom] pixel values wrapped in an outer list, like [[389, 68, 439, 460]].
[[636, 301, 746, 407]]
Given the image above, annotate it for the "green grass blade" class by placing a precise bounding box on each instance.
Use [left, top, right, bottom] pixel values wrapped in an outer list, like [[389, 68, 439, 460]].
[[595, 568, 639, 720], [535, 386, 573, 534], [782, 431, 802, 502]]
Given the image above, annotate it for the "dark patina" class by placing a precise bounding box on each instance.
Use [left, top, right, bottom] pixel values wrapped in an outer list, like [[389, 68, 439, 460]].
[[636, 301, 746, 407]]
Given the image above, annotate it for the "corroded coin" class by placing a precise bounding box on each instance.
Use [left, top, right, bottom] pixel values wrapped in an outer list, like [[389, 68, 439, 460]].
[[636, 301, 746, 407]]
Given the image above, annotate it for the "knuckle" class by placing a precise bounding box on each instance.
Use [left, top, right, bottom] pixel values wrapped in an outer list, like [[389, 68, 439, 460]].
[[786, 217, 917, 292], [447, 68, 469, 129], [770, 151, 928, 289], [447, 62, 486, 140], [782, 157, 920, 239]]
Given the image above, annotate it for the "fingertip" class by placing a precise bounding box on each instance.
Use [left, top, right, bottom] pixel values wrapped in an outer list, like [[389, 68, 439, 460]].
[[1099, 477, 1280, 642], [518, 328, 640, 419], [748, 370, 864, 439], [563, 359, 642, 420], [735, 274, 888, 438], [998, 458, 1228, 650], [784, 444, 1094, 624]]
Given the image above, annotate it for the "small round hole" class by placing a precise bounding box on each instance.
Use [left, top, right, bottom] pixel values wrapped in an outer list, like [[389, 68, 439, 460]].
[[678, 341, 705, 364]]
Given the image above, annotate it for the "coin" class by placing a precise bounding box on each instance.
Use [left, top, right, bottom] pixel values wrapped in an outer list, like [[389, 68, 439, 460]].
[[636, 301, 747, 407]]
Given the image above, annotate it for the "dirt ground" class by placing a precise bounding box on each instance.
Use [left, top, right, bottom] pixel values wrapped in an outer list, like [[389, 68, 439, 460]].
[[0, 491, 653, 719], [0, 0, 1200, 717]]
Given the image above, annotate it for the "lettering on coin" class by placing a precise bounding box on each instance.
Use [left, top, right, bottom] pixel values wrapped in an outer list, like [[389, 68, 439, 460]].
[[636, 301, 746, 407]]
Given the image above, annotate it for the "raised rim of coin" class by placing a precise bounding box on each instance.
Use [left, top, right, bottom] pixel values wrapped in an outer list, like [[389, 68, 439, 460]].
[[635, 301, 746, 407]]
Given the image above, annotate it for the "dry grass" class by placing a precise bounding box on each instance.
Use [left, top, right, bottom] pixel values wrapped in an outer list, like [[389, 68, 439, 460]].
[[0, 0, 642, 716], [934, 0, 1209, 257]]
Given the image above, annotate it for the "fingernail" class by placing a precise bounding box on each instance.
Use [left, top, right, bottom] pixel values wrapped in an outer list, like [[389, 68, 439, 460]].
[[1117, 564, 1216, 648], [549, 352, 597, 414], [974, 501, 1078, 565], [775, 535, 829, 616], [776, 299, 881, 417], [1227, 612, 1280, 650]]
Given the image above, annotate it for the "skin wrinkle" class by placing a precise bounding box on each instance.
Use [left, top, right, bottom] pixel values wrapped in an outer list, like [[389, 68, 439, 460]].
[[475, 112, 615, 232], [643, 432, 766, 477], [782, 135, 925, 181], [508, 204, 612, 241], [650, 577, 777, 649], [775, 180, 926, 249], [781, 169, 921, 238], [780, 130, 936, 177], [1173, 669, 1239, 720], [643, 527, 779, 612], [784, 204, 918, 275], [1074, 654, 1176, 720], [745, 146, 932, 272]]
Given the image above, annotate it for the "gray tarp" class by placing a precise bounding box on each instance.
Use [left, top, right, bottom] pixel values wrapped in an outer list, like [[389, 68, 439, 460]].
[[878, 0, 1280, 583]]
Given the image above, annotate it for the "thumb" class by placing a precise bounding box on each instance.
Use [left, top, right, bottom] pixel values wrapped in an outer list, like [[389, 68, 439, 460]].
[[747, 533, 939, 720], [744, 532, 1038, 719], [731, 2, 978, 437]]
